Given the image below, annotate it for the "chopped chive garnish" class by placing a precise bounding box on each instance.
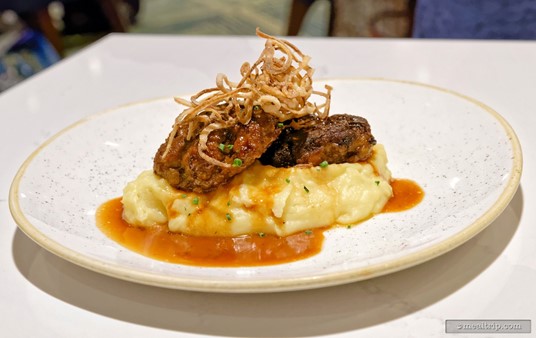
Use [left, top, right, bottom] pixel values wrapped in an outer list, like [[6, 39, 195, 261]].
[[347, 225, 352, 229], [225, 213, 232, 221], [319, 160, 329, 168], [258, 232, 266, 237], [285, 177, 290, 183], [375, 180, 380, 186], [227, 200, 231, 206], [192, 197, 199, 205], [304, 186, 310, 193], [277, 122, 284, 128], [232, 158, 243, 167], [304, 230, 313, 235], [253, 105, 260, 111], [218, 143, 233, 153], [180, 194, 187, 198]]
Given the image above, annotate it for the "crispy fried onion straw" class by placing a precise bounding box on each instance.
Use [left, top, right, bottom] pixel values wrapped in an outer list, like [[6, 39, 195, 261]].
[[162, 28, 332, 167]]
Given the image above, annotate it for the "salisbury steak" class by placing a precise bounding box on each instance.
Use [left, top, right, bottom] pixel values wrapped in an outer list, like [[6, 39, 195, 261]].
[[154, 111, 282, 193], [260, 114, 376, 167]]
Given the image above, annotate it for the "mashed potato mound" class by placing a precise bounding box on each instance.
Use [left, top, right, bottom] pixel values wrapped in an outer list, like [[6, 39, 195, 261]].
[[122, 145, 393, 237]]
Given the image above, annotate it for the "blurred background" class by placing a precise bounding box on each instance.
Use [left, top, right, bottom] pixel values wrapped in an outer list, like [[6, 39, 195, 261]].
[[1, 0, 535, 92]]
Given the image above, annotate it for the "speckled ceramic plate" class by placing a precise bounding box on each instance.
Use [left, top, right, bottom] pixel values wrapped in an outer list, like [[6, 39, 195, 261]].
[[9, 79, 522, 293]]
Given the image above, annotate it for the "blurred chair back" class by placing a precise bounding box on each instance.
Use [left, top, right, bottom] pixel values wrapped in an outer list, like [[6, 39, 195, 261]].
[[287, 0, 415, 37]]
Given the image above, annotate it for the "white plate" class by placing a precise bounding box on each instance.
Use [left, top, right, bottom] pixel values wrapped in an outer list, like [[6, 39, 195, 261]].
[[9, 79, 522, 293]]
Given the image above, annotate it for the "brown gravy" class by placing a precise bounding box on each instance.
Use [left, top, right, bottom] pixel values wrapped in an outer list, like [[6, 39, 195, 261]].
[[96, 178, 423, 266], [96, 198, 324, 267], [382, 179, 424, 212]]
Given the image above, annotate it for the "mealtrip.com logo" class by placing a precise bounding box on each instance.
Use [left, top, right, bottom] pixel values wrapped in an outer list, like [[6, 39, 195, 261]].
[[445, 320, 531, 334]]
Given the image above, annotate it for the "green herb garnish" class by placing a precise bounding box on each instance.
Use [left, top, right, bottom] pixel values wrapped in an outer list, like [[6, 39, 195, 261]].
[[258, 232, 266, 237], [304, 230, 313, 235], [232, 158, 243, 167], [285, 177, 290, 183], [218, 143, 233, 153], [225, 213, 232, 221], [304, 186, 310, 193], [277, 122, 284, 128], [319, 160, 329, 168], [192, 196, 199, 205], [375, 180, 380, 186]]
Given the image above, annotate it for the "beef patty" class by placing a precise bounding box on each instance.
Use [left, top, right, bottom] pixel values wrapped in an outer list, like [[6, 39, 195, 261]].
[[153, 111, 282, 193], [260, 114, 376, 167], [154, 113, 376, 192]]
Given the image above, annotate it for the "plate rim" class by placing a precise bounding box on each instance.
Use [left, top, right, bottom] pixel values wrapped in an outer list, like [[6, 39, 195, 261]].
[[9, 78, 523, 293]]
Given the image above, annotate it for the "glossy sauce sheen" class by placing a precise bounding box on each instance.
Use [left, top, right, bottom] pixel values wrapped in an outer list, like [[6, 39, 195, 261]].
[[382, 179, 424, 212], [96, 198, 324, 267], [96, 179, 423, 266]]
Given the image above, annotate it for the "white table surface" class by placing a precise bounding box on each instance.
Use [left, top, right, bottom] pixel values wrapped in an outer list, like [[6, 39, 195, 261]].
[[1, 34, 534, 338]]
